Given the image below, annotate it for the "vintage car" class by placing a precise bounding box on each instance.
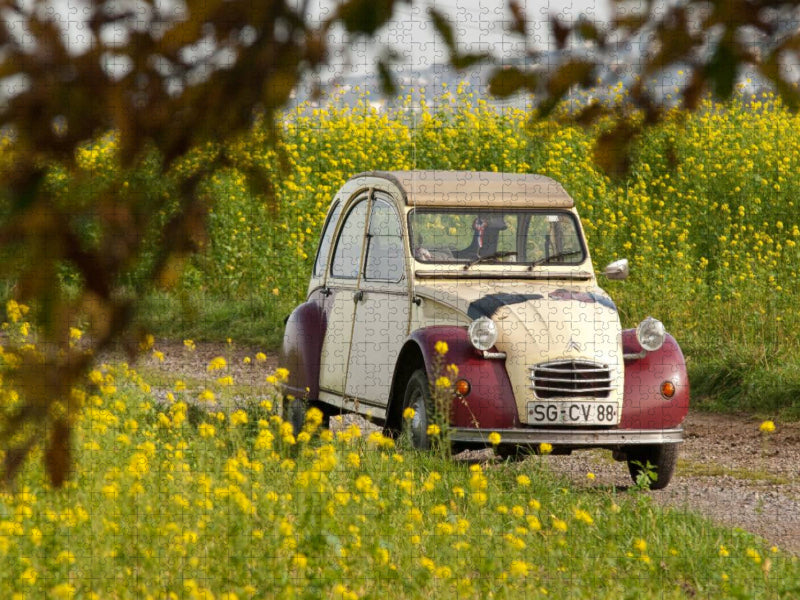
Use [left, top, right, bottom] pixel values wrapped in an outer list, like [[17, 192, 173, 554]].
[[281, 171, 689, 489]]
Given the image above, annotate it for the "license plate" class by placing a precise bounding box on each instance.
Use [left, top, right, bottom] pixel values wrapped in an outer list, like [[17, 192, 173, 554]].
[[527, 401, 617, 425]]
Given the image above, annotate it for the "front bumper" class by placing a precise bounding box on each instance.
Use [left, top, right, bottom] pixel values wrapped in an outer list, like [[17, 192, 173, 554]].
[[449, 427, 683, 448]]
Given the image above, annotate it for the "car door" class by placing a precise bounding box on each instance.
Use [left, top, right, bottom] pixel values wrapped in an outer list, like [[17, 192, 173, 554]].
[[345, 194, 410, 409], [318, 195, 369, 397]]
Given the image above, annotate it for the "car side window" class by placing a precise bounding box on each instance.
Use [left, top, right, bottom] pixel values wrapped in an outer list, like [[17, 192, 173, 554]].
[[365, 199, 404, 281], [331, 198, 368, 279], [313, 201, 342, 277]]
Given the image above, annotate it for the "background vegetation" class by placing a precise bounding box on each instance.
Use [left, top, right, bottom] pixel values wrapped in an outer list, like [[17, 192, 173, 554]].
[[90, 85, 795, 418]]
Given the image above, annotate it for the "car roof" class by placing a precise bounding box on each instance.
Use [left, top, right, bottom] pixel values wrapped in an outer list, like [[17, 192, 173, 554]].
[[347, 170, 574, 208]]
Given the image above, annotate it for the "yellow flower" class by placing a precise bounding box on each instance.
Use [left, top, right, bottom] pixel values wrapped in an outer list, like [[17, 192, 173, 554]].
[[217, 375, 234, 386], [759, 420, 776, 433], [183, 339, 196, 351], [243, 356, 251, 364], [516, 474, 531, 487], [719, 545, 729, 557], [69, 327, 82, 340], [633, 538, 647, 553], [539, 442, 553, 455], [586, 472, 596, 480], [275, 367, 290, 381], [140, 334, 155, 351], [50, 583, 76, 600], [434, 340, 448, 355], [207, 356, 227, 371], [435, 376, 451, 388], [198, 389, 215, 403], [256, 352, 267, 362], [487, 431, 501, 445], [426, 424, 441, 437], [402, 407, 415, 420], [509, 560, 529, 577], [231, 410, 248, 426], [152, 350, 165, 362], [551, 517, 568, 532]]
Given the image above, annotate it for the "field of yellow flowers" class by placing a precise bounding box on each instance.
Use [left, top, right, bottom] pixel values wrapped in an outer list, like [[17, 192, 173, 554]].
[[1, 309, 798, 598], [39, 84, 800, 416], [138, 87, 799, 416]]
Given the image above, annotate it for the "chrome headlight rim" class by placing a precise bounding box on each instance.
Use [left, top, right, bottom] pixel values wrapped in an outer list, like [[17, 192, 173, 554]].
[[468, 317, 498, 351], [636, 316, 666, 352]]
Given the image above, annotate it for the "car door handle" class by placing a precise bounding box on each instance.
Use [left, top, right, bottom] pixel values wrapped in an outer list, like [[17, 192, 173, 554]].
[[353, 290, 364, 303]]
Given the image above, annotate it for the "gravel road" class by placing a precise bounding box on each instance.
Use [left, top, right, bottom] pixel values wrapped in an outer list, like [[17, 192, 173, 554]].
[[137, 341, 800, 554]]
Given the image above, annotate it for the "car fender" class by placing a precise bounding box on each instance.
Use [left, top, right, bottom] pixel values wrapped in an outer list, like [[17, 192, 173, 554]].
[[388, 326, 520, 429], [619, 330, 690, 429], [280, 296, 326, 400]]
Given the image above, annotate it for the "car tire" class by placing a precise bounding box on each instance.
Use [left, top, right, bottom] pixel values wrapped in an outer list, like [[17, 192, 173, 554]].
[[282, 396, 306, 437], [626, 443, 678, 490], [403, 369, 432, 450]]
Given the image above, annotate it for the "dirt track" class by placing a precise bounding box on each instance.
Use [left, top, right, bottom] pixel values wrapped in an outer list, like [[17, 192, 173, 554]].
[[135, 341, 800, 554]]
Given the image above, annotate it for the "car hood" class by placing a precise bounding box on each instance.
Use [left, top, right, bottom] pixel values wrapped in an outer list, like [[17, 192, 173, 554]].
[[414, 280, 621, 363]]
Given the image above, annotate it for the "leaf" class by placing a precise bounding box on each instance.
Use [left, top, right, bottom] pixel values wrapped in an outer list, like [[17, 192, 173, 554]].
[[451, 52, 489, 70], [508, 0, 528, 36], [428, 7, 455, 50], [337, 0, 397, 36], [551, 17, 570, 50], [546, 59, 595, 97], [593, 122, 640, 178], [377, 59, 397, 97], [577, 17, 605, 47], [488, 67, 537, 98]]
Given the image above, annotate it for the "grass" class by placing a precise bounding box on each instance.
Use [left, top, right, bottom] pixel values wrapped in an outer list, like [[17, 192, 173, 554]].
[[139, 290, 291, 348], [1, 360, 799, 599]]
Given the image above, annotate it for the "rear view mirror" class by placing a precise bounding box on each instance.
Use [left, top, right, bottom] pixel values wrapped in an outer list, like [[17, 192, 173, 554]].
[[603, 258, 629, 280]]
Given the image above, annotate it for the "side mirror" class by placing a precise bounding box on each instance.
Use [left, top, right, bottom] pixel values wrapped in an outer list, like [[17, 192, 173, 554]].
[[603, 258, 629, 280]]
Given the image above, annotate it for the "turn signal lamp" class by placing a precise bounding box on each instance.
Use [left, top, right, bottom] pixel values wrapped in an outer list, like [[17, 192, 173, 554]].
[[660, 381, 676, 398], [455, 379, 471, 396]]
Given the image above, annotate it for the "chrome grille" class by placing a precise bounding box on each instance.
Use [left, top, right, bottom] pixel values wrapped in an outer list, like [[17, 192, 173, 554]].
[[529, 360, 613, 399]]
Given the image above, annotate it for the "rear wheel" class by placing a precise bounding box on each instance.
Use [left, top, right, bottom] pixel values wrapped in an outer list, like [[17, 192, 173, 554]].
[[626, 444, 678, 490], [402, 369, 432, 450], [282, 399, 332, 436], [282, 397, 306, 436]]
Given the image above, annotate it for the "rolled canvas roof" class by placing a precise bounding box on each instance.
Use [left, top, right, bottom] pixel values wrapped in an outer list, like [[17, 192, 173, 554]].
[[350, 170, 574, 208]]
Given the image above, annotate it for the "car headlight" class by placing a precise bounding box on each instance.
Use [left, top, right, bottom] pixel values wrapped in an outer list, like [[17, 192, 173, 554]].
[[636, 316, 665, 352], [468, 317, 498, 351]]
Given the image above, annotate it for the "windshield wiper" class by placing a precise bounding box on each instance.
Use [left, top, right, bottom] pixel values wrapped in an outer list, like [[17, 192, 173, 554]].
[[528, 250, 583, 270], [463, 251, 517, 269]]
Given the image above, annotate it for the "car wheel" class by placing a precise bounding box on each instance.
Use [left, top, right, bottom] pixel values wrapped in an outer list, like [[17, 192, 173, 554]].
[[626, 443, 678, 490], [403, 369, 432, 450], [282, 396, 306, 437]]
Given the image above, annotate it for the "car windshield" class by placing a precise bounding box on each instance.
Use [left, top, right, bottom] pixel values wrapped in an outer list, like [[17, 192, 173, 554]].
[[409, 209, 585, 266]]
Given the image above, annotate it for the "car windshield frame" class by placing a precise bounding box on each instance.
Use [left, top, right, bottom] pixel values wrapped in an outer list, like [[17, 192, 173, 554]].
[[407, 208, 587, 267]]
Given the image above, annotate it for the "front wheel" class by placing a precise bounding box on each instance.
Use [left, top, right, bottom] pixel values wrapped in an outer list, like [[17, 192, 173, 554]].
[[626, 444, 678, 490], [402, 369, 432, 450]]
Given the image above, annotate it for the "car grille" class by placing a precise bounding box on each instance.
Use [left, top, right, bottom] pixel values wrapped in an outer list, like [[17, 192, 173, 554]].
[[529, 360, 614, 399]]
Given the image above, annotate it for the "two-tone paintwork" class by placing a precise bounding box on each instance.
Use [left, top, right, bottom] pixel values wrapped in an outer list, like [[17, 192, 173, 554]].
[[281, 170, 689, 449]]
